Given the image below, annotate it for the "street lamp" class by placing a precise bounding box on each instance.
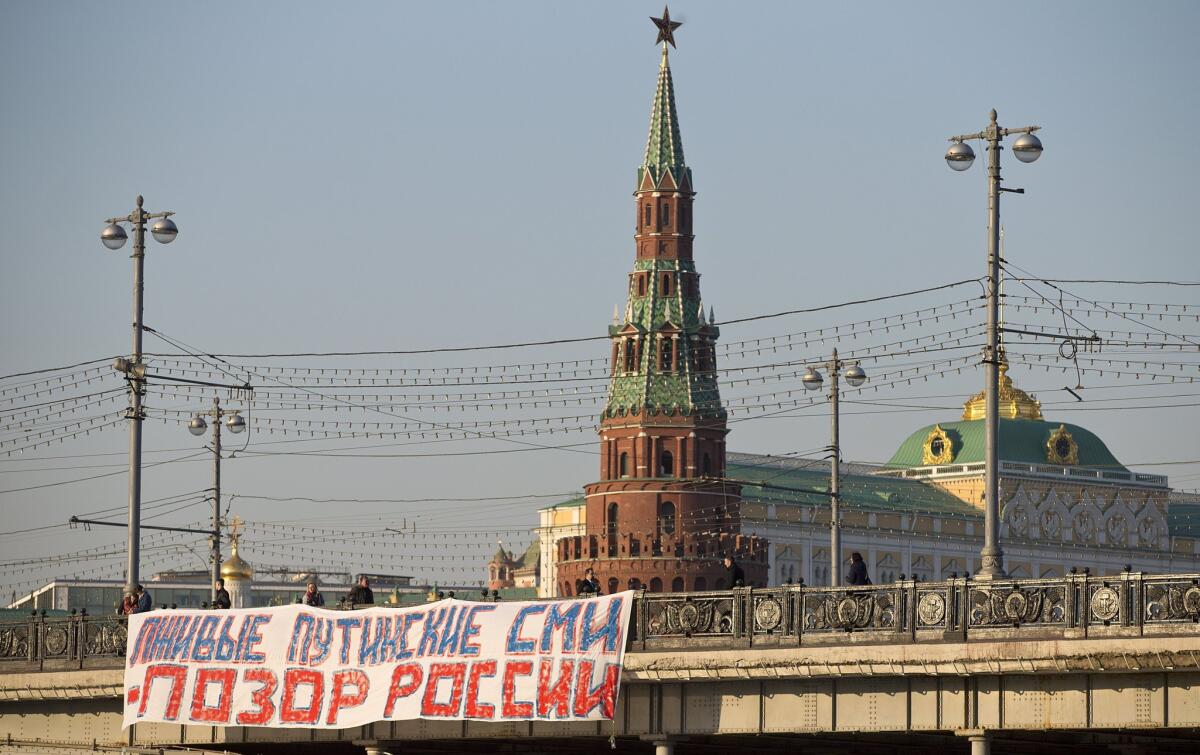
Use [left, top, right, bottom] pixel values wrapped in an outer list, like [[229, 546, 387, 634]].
[[187, 398, 245, 601], [100, 195, 177, 601], [945, 109, 1042, 580], [803, 348, 867, 585]]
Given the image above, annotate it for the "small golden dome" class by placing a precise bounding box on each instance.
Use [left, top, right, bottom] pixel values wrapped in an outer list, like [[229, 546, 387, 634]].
[[962, 356, 1042, 421], [220, 532, 254, 581]]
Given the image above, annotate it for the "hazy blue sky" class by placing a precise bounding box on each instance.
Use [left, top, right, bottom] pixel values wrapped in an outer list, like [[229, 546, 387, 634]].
[[2, 2, 1197, 595]]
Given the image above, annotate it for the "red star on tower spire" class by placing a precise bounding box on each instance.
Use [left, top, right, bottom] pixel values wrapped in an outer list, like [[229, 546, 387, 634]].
[[650, 5, 682, 49]]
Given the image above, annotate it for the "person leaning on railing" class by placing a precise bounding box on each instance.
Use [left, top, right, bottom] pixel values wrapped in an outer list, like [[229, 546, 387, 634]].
[[577, 568, 602, 596], [347, 575, 374, 606]]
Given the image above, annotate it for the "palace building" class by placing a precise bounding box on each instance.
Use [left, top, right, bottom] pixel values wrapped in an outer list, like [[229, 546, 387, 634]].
[[538, 364, 1199, 595]]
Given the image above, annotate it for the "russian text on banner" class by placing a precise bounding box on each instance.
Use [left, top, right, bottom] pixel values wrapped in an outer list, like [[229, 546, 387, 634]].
[[122, 592, 632, 729]]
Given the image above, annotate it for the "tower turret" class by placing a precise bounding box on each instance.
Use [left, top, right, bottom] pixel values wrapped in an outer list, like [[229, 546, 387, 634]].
[[554, 13, 767, 595]]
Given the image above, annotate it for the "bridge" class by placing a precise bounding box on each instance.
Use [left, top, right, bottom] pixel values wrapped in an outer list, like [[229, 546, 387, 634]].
[[3, 572, 1200, 754]]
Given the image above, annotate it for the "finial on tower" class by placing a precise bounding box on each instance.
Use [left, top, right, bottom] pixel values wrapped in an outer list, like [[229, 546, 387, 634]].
[[651, 5, 682, 50]]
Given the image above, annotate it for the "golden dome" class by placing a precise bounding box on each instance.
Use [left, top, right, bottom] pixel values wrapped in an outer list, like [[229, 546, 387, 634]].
[[962, 355, 1042, 421], [220, 531, 254, 581]]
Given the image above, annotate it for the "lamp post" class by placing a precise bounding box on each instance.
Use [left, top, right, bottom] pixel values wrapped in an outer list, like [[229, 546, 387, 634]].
[[188, 398, 246, 601], [802, 348, 867, 585], [945, 109, 1043, 580], [100, 196, 178, 600]]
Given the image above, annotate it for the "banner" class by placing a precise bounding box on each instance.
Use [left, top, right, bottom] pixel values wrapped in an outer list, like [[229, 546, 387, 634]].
[[122, 592, 632, 729]]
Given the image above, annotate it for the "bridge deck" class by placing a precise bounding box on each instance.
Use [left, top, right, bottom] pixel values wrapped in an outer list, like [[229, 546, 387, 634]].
[[2, 573, 1200, 753]]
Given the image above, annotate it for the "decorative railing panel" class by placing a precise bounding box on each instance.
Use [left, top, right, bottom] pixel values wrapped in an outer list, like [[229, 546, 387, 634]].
[[966, 579, 1069, 628], [1142, 575, 1200, 625]]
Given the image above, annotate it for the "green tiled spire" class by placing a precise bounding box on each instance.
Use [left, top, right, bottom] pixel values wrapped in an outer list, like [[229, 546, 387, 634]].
[[604, 45, 717, 421], [604, 259, 723, 420], [639, 48, 690, 189]]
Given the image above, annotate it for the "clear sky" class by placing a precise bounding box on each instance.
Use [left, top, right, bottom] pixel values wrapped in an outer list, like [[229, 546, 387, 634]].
[[2, 2, 1197, 597]]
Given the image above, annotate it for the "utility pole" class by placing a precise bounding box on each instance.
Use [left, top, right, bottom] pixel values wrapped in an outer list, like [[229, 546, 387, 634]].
[[211, 399, 222, 599], [945, 110, 1043, 580], [101, 197, 178, 600], [803, 349, 866, 586], [188, 398, 246, 601], [829, 350, 842, 586]]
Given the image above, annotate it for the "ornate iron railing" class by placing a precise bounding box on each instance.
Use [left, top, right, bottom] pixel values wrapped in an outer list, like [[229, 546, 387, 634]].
[[631, 571, 1200, 647], [0, 610, 128, 670], [2, 573, 1198, 667]]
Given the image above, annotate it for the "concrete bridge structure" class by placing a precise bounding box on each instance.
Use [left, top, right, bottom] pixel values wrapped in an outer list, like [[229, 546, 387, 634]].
[[3, 572, 1200, 754]]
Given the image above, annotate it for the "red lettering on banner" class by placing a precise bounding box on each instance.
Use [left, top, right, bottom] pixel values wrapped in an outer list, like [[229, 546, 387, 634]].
[[139, 664, 188, 720], [236, 668, 278, 726], [383, 663, 423, 718], [280, 668, 325, 724], [189, 667, 236, 723], [420, 662, 466, 717], [327, 669, 370, 725], [536, 658, 574, 719], [501, 660, 534, 718], [573, 660, 621, 718], [464, 660, 497, 719]]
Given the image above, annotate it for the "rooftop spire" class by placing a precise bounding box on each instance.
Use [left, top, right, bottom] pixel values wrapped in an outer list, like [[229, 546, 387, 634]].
[[643, 45, 686, 178], [641, 7, 687, 189]]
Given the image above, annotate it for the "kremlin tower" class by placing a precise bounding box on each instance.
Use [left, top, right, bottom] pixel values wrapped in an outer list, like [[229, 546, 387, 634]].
[[554, 13, 768, 594]]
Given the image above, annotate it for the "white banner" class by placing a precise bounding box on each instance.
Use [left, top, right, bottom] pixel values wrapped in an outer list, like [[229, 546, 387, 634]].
[[122, 592, 632, 729]]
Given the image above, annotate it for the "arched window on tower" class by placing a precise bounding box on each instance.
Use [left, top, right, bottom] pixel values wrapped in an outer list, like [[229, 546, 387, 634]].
[[660, 339, 673, 372], [659, 451, 674, 477], [606, 502, 619, 557], [671, 577, 685, 592], [661, 274, 671, 296], [644, 203, 651, 227], [618, 452, 629, 478], [637, 275, 646, 296], [702, 453, 712, 476], [624, 341, 636, 373], [662, 204, 670, 227], [649, 577, 663, 593], [658, 501, 676, 537]]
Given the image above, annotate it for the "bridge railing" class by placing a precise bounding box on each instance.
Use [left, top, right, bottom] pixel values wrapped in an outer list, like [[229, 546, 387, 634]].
[[2, 572, 1198, 667], [630, 571, 1200, 648], [0, 610, 128, 670]]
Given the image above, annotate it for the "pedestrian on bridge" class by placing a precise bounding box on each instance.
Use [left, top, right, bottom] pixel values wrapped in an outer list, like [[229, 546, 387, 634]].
[[578, 568, 602, 596], [348, 575, 374, 605], [133, 585, 152, 613], [303, 582, 325, 607], [212, 580, 231, 609], [723, 555, 746, 588], [848, 552, 872, 586]]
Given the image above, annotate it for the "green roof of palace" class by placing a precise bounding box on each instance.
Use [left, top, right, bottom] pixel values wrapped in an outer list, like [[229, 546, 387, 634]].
[[1167, 494, 1200, 539], [885, 419, 1127, 472], [727, 454, 982, 520], [518, 538, 540, 565], [544, 495, 584, 510]]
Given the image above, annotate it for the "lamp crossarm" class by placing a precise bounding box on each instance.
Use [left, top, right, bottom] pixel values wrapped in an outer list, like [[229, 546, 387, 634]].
[[948, 124, 1041, 143], [105, 210, 175, 225]]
